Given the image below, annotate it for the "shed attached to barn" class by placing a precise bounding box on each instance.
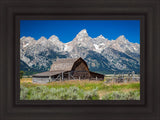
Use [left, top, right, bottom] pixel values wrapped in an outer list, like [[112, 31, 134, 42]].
[[32, 57, 104, 84]]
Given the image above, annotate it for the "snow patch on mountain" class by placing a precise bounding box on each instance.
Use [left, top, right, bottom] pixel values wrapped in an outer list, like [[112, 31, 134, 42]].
[[20, 29, 140, 74], [93, 44, 104, 53]]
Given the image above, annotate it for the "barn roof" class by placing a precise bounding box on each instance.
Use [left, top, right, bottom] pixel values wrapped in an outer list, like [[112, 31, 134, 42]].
[[32, 57, 103, 77], [32, 70, 66, 77], [32, 57, 87, 77], [50, 57, 82, 71]]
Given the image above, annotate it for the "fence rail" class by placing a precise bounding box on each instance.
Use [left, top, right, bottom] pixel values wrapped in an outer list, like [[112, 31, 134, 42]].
[[104, 73, 140, 83]]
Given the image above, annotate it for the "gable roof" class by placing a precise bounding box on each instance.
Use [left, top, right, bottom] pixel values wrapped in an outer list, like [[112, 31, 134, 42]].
[[32, 57, 89, 77], [50, 57, 81, 71]]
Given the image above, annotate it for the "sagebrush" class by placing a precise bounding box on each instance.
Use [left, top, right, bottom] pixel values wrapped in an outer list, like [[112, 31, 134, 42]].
[[20, 79, 140, 100]]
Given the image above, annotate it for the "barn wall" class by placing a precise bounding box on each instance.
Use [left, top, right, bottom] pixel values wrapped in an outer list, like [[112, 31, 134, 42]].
[[32, 77, 50, 84], [90, 72, 104, 80], [72, 61, 90, 79]]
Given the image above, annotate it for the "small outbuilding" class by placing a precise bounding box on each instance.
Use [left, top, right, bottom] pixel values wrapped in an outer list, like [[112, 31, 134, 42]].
[[32, 57, 104, 84]]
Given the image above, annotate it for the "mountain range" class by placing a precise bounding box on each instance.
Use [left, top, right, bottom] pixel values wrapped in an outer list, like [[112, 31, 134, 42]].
[[20, 29, 140, 75]]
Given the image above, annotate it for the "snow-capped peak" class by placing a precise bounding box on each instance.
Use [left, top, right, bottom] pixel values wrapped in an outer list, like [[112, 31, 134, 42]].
[[20, 36, 35, 41], [117, 35, 125, 39], [38, 36, 47, 41], [97, 35, 105, 39], [76, 29, 88, 38], [20, 36, 26, 40], [116, 35, 128, 42], [36, 36, 47, 44], [48, 35, 61, 43], [71, 29, 92, 43], [20, 36, 36, 48]]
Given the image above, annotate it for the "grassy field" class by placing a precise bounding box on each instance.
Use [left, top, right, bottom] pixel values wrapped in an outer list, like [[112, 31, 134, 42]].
[[20, 78, 140, 100]]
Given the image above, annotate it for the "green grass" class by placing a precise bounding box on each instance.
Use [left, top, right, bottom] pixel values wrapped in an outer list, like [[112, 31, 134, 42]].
[[20, 78, 140, 100]]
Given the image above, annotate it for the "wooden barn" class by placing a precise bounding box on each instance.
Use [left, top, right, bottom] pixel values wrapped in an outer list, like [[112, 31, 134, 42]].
[[32, 57, 104, 84]]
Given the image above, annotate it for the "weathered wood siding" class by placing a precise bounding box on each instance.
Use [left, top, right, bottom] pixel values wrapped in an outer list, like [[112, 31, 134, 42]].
[[71, 60, 90, 79], [90, 72, 104, 80]]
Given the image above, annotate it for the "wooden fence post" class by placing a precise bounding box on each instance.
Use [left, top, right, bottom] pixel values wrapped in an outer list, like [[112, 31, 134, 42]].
[[62, 72, 64, 81], [49, 76, 51, 82], [68, 72, 70, 80]]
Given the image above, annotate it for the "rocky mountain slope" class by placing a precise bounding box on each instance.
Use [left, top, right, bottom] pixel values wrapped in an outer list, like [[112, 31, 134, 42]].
[[20, 29, 140, 75]]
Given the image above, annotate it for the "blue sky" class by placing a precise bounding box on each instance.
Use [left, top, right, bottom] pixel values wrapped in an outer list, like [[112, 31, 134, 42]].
[[20, 20, 140, 43]]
